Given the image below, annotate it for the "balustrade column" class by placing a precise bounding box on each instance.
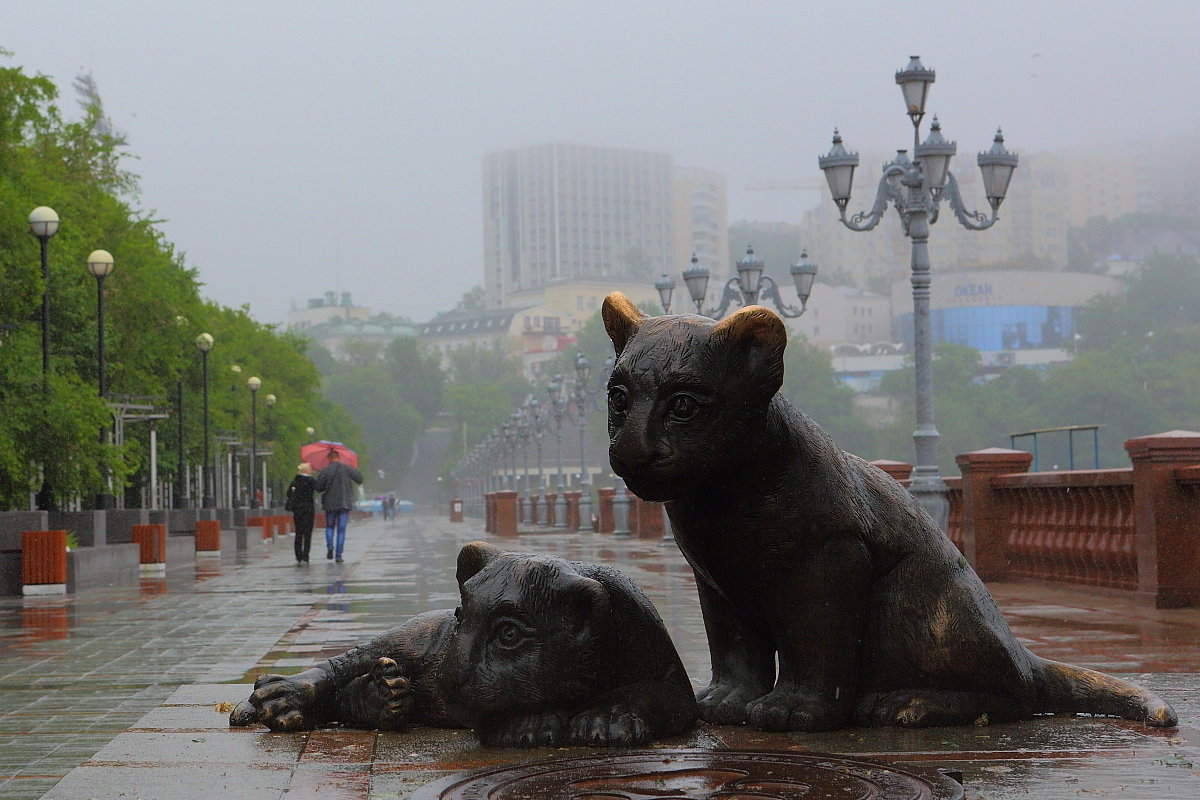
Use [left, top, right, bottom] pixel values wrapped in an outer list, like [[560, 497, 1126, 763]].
[[1124, 430, 1200, 609], [955, 448, 1032, 581]]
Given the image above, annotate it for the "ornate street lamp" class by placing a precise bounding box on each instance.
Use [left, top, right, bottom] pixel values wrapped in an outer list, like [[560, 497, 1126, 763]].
[[667, 247, 818, 319], [87, 249, 116, 509], [547, 374, 567, 529], [572, 353, 614, 532], [194, 333, 215, 507], [527, 398, 546, 523], [247, 376, 261, 508], [30, 206, 59, 510], [517, 400, 532, 522], [654, 273, 676, 314], [818, 55, 1018, 530]]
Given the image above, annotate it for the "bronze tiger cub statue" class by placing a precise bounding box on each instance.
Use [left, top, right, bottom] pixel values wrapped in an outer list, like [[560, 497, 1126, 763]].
[[601, 291, 1176, 732], [230, 541, 697, 747]]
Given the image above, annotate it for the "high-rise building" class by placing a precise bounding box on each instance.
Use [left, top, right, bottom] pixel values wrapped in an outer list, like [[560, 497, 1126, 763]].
[[483, 143, 673, 308], [482, 143, 727, 314], [672, 166, 729, 283]]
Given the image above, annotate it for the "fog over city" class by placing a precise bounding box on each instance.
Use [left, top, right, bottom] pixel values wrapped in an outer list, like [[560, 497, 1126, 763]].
[[5, 0, 1198, 324]]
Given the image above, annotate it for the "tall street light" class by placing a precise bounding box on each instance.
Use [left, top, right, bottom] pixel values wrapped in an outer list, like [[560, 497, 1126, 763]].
[[547, 374, 567, 530], [818, 55, 1018, 530], [264, 393, 276, 506], [87, 249, 116, 510], [657, 246, 818, 319], [30, 206, 60, 510], [194, 333, 215, 507], [247, 376, 261, 508], [573, 353, 612, 531]]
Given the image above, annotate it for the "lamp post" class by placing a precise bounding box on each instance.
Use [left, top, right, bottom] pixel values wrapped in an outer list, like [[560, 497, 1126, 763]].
[[247, 376, 261, 508], [30, 206, 60, 510], [175, 376, 187, 509], [194, 333, 215, 507], [528, 398, 547, 522], [517, 402, 531, 522], [818, 55, 1018, 530], [87, 249, 116, 509], [547, 374, 567, 529], [572, 353, 613, 532], [658, 246, 818, 319], [264, 393, 276, 505]]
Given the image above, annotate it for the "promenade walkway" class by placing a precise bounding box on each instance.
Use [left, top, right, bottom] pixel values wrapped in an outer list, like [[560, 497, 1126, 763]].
[[1, 512, 1196, 799]]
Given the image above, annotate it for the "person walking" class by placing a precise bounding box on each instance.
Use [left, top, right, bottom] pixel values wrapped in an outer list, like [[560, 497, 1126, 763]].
[[284, 462, 316, 564], [314, 448, 363, 563]]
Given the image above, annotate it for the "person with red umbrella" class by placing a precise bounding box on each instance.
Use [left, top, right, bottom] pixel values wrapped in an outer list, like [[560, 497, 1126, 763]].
[[313, 446, 363, 563]]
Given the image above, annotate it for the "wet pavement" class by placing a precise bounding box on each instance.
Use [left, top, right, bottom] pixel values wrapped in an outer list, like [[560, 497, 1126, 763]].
[[1, 512, 1196, 799]]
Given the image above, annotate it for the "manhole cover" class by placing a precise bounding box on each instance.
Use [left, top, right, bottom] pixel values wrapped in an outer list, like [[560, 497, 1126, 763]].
[[411, 747, 964, 799]]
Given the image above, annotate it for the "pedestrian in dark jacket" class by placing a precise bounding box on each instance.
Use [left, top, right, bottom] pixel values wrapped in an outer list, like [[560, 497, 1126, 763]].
[[314, 449, 363, 563], [285, 462, 316, 564]]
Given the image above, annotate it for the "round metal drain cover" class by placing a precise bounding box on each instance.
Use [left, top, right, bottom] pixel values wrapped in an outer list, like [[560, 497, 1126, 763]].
[[412, 747, 964, 799]]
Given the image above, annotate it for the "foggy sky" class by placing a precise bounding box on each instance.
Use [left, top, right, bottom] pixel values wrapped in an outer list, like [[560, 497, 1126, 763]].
[[5, 0, 1199, 325]]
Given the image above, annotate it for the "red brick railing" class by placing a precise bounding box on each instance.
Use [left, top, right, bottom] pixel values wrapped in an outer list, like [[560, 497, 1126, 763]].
[[993, 470, 1136, 590], [942, 430, 1200, 608], [944, 476, 963, 552]]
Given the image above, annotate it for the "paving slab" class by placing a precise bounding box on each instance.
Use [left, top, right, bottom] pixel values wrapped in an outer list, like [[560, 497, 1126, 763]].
[[0, 511, 1194, 799]]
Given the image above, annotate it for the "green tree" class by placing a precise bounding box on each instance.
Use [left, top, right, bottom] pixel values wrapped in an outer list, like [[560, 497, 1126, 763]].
[[439, 345, 532, 474], [0, 54, 351, 507], [779, 335, 874, 456]]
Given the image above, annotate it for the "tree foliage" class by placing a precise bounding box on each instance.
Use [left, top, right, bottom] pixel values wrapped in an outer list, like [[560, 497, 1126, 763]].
[[0, 56, 347, 508], [867, 254, 1200, 471], [314, 336, 445, 489]]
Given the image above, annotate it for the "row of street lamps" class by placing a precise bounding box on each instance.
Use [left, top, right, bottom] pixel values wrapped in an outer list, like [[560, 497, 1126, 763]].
[[29, 204, 284, 511], [30, 205, 120, 509], [453, 57, 1017, 535], [451, 351, 629, 534]]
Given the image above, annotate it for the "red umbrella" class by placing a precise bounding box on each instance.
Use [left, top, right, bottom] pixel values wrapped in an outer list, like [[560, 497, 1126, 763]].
[[300, 440, 359, 470]]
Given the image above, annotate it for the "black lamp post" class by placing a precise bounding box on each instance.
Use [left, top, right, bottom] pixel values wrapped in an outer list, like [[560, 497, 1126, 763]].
[[264, 393, 276, 505], [547, 374, 567, 529], [247, 376, 261, 509], [573, 352, 613, 531], [87, 249, 116, 510], [175, 376, 186, 508], [195, 333, 215, 507], [30, 206, 59, 510]]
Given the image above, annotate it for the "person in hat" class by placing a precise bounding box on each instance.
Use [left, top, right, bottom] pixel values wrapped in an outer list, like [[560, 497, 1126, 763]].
[[314, 448, 363, 563], [285, 462, 317, 564]]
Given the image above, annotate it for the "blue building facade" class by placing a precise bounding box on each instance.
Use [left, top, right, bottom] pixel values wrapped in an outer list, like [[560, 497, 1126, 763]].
[[888, 271, 1125, 354], [893, 304, 1075, 351]]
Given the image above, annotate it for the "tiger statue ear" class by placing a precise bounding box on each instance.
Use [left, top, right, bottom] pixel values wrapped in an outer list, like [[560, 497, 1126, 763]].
[[456, 541, 505, 586], [712, 305, 788, 399], [602, 292, 647, 357]]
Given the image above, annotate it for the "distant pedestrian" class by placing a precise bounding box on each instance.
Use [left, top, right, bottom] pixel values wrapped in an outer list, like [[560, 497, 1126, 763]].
[[314, 448, 363, 563], [384, 493, 396, 522], [284, 462, 316, 564]]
